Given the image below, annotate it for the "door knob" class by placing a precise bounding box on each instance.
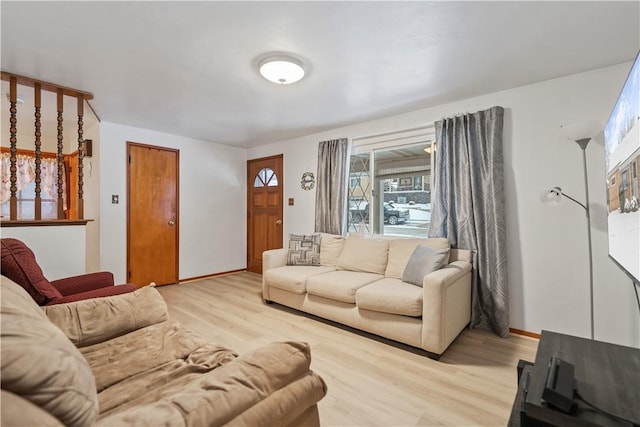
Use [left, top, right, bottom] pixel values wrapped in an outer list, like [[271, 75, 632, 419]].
[[168, 220, 176, 226], [276, 219, 282, 225]]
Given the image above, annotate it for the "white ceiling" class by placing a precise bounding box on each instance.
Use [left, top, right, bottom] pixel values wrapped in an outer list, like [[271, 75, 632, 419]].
[[1, 1, 639, 148]]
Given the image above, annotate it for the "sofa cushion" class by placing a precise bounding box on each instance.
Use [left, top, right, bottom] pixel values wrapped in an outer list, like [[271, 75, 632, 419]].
[[43, 285, 169, 347], [336, 234, 390, 275], [401, 245, 450, 287], [384, 237, 450, 279], [306, 271, 383, 303], [355, 278, 423, 317], [1, 238, 63, 305], [319, 233, 346, 267], [0, 276, 98, 427], [93, 341, 326, 426], [80, 321, 232, 401], [264, 266, 335, 294], [287, 234, 321, 266]]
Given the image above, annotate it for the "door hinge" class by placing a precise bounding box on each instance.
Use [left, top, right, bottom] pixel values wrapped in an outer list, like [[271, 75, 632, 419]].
[[128, 155, 131, 164], [128, 270, 132, 279]]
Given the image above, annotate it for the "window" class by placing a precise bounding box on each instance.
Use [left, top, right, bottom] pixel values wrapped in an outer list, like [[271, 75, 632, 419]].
[[0, 153, 65, 220], [0, 180, 58, 220], [348, 153, 371, 232], [253, 167, 278, 187], [347, 129, 435, 237]]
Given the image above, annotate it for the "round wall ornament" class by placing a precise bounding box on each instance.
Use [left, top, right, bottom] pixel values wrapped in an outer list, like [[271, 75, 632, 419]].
[[301, 172, 315, 190]]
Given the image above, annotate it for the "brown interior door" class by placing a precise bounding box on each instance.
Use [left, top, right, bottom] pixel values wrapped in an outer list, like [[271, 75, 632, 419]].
[[247, 155, 283, 273], [127, 142, 179, 286]]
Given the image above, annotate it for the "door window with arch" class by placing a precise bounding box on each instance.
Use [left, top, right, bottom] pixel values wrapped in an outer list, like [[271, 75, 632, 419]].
[[254, 167, 279, 187]]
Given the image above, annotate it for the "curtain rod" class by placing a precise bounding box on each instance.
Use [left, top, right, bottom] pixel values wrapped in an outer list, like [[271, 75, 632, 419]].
[[351, 124, 434, 143]]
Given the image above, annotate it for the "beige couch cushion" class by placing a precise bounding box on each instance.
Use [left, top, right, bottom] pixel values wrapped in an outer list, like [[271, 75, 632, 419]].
[[263, 266, 335, 294], [93, 341, 326, 426], [0, 276, 98, 427], [336, 234, 390, 275], [81, 321, 234, 412], [384, 238, 450, 278], [306, 271, 383, 303], [319, 233, 346, 267], [43, 285, 168, 347], [355, 278, 423, 317]]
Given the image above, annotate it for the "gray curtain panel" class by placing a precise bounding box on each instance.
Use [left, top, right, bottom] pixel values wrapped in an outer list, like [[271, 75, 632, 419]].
[[315, 138, 349, 235], [428, 106, 509, 337]]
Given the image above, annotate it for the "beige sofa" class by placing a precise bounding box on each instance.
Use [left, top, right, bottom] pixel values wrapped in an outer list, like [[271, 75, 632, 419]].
[[1, 275, 327, 427], [263, 233, 472, 358]]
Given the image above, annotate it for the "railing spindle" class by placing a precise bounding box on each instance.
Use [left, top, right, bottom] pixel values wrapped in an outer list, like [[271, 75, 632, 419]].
[[1, 71, 94, 223], [9, 76, 18, 220], [77, 96, 84, 219], [34, 83, 42, 220], [56, 89, 64, 220]]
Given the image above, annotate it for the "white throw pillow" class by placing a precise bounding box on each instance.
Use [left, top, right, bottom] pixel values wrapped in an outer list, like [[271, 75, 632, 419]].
[[319, 233, 346, 267], [336, 233, 390, 275]]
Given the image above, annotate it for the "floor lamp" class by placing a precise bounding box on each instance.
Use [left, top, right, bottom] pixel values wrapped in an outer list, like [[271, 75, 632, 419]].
[[547, 121, 600, 340]]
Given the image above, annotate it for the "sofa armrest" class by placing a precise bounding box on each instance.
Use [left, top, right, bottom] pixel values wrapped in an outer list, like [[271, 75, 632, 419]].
[[421, 260, 472, 355], [1, 390, 65, 427], [262, 248, 288, 302], [50, 271, 115, 296], [43, 286, 168, 347], [263, 248, 288, 271]]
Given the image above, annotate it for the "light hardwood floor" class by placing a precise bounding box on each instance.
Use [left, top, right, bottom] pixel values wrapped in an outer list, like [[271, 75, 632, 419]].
[[156, 272, 538, 427]]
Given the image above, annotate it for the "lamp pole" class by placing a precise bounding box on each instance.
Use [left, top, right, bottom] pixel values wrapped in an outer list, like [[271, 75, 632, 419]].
[[576, 138, 594, 340]]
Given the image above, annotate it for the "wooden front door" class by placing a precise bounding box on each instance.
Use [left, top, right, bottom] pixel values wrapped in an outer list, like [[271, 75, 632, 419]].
[[127, 142, 179, 286], [247, 155, 283, 273]]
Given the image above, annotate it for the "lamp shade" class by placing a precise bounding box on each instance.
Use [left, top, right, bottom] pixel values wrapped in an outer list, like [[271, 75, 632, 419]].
[[259, 57, 305, 84]]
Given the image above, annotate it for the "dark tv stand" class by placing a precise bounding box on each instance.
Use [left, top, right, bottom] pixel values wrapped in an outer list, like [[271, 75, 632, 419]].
[[509, 330, 640, 426]]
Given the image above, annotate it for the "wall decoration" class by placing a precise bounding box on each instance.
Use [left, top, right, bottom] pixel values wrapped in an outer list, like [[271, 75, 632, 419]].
[[301, 172, 315, 190]]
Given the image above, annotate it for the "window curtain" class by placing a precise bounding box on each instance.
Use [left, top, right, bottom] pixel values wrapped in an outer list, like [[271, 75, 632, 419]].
[[315, 138, 350, 235], [428, 106, 509, 337], [0, 153, 66, 205]]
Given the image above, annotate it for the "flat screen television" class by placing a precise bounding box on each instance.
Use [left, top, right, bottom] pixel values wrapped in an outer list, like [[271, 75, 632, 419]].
[[604, 51, 640, 285]]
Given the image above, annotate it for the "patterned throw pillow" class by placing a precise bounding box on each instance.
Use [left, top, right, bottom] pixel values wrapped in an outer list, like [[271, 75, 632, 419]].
[[286, 234, 321, 266]]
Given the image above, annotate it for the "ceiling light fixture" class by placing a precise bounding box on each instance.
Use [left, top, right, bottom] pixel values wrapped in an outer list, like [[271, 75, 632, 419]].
[[259, 56, 305, 85]]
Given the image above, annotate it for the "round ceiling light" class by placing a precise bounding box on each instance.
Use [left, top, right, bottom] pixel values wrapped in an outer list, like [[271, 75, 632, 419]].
[[259, 57, 305, 85]]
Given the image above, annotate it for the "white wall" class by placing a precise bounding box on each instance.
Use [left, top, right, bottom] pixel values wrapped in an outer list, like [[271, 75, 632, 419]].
[[83, 117, 101, 273], [248, 63, 640, 348], [99, 122, 246, 284], [1, 226, 86, 280]]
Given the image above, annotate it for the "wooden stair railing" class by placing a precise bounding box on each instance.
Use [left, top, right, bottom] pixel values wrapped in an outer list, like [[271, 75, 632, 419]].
[[1, 71, 94, 221]]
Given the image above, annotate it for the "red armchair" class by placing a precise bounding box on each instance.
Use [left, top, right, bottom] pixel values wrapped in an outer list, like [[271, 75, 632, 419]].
[[1, 238, 138, 306]]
